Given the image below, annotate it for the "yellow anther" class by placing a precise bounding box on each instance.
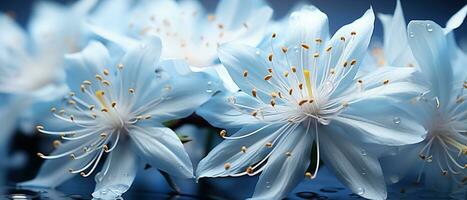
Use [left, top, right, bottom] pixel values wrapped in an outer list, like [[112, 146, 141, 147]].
[[271, 32, 276, 38], [89, 105, 95, 110], [308, 99, 314, 103], [351, 31, 357, 35], [129, 88, 135, 94], [343, 61, 348, 67], [340, 36, 346, 41], [281, 46, 288, 53], [270, 99, 276, 107], [219, 130, 227, 137], [383, 80, 390, 85], [145, 115, 152, 119], [303, 70, 313, 98], [111, 101, 117, 108], [36, 125, 44, 130], [251, 111, 258, 117], [37, 152, 44, 158], [224, 163, 231, 170], [284, 71, 289, 77], [271, 92, 277, 98], [291, 66, 297, 73], [298, 83, 303, 90], [268, 68, 273, 73], [68, 100, 76, 105], [301, 43, 310, 49], [298, 99, 308, 106], [252, 88, 257, 97], [305, 172, 313, 179], [103, 145, 109, 151], [246, 166, 254, 174], [102, 80, 111, 86], [265, 142, 273, 148], [264, 74, 273, 81], [101, 108, 108, 112], [59, 110, 65, 115], [289, 88, 293, 95], [103, 69, 109, 76], [315, 38, 322, 43], [80, 85, 85, 93], [350, 59, 357, 65], [326, 46, 332, 52], [83, 80, 92, 85], [95, 90, 108, 109], [53, 140, 61, 148], [268, 54, 273, 62], [95, 75, 103, 81], [243, 70, 248, 77], [241, 146, 247, 153], [50, 107, 56, 113], [313, 52, 319, 58]]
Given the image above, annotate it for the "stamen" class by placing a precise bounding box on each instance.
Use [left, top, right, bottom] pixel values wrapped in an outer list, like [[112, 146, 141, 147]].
[[305, 172, 313, 179], [264, 74, 273, 81], [95, 90, 108, 109], [351, 31, 356, 35], [129, 88, 135, 94], [265, 142, 272, 148], [252, 88, 257, 97], [243, 70, 248, 77], [281, 46, 288, 53], [326, 46, 332, 52], [241, 146, 247, 153], [103, 69, 109, 76], [303, 70, 313, 98], [298, 99, 308, 106], [268, 54, 273, 62], [219, 130, 227, 137], [95, 75, 103, 81], [383, 79, 389, 85], [271, 32, 276, 38], [301, 43, 310, 49], [224, 163, 231, 170]]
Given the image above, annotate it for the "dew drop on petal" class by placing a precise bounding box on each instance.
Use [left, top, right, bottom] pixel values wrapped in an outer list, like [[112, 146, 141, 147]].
[[426, 23, 433, 32], [390, 175, 399, 183], [356, 187, 365, 195], [360, 149, 367, 156], [206, 81, 213, 93], [409, 32, 414, 38], [392, 117, 401, 125]]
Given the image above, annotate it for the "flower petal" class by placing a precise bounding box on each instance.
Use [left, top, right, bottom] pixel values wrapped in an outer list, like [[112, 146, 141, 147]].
[[64, 41, 111, 93], [196, 123, 285, 178], [196, 91, 261, 129], [319, 127, 387, 200], [334, 98, 426, 145], [92, 140, 138, 199], [251, 126, 312, 199], [445, 4, 467, 33], [407, 20, 453, 105], [129, 126, 193, 178], [144, 59, 220, 121]]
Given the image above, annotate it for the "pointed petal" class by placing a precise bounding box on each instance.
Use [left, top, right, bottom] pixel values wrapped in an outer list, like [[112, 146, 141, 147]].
[[407, 20, 453, 105], [445, 4, 467, 33], [379, 143, 423, 185], [320, 129, 387, 200], [64, 41, 111, 93], [130, 126, 193, 178], [92, 141, 138, 199], [196, 91, 261, 129], [335, 98, 426, 145], [251, 126, 312, 199], [196, 123, 284, 178]]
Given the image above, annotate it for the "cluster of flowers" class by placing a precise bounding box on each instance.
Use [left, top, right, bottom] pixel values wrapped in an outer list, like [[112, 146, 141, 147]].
[[0, 0, 466, 199]]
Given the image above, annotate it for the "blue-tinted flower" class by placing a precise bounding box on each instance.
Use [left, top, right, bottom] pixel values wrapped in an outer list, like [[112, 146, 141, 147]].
[[0, 0, 96, 184], [196, 6, 426, 200], [90, 0, 272, 68], [18, 35, 219, 199], [377, 3, 467, 196]]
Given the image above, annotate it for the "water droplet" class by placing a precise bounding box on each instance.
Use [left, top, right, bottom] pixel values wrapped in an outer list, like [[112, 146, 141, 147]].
[[426, 23, 433, 32], [227, 96, 236, 104], [206, 81, 213, 93], [360, 149, 367, 156], [409, 32, 414, 38], [393, 117, 401, 125], [356, 187, 365, 195], [154, 68, 163, 78], [390, 175, 399, 183]]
